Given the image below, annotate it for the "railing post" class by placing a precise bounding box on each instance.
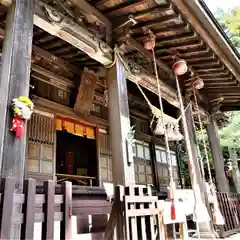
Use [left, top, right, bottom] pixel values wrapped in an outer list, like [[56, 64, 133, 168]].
[[21, 179, 36, 240], [0, 178, 15, 240], [61, 181, 72, 240], [42, 180, 55, 240]]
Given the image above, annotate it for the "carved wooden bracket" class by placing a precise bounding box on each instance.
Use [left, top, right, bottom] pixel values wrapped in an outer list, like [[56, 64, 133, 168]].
[[125, 57, 180, 109], [34, 1, 113, 66]]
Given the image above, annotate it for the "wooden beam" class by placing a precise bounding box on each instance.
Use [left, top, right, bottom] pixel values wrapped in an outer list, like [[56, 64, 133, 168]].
[[125, 57, 180, 108], [216, 95, 240, 99], [156, 31, 197, 44], [198, 72, 230, 78], [0, 26, 80, 78], [71, 0, 111, 37], [107, 57, 135, 185], [200, 76, 232, 80], [33, 95, 108, 128], [32, 45, 79, 75], [104, 0, 153, 17], [124, 54, 210, 117], [195, 67, 225, 73], [107, 4, 171, 19], [0, 0, 34, 194], [187, 59, 217, 66], [204, 84, 240, 91], [133, 14, 178, 29], [31, 64, 75, 90], [156, 40, 202, 53], [171, 0, 240, 83], [0, 24, 183, 111], [159, 48, 211, 60], [123, 36, 174, 79], [134, 23, 187, 39], [190, 63, 221, 69], [34, 1, 112, 66], [203, 78, 234, 83], [221, 105, 240, 111], [203, 78, 235, 82]]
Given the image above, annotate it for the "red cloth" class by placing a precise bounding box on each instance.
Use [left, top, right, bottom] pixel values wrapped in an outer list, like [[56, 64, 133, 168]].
[[11, 115, 24, 137], [171, 199, 176, 220]]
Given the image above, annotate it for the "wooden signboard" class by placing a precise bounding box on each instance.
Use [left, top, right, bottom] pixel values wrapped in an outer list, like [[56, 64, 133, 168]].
[[74, 67, 98, 114]]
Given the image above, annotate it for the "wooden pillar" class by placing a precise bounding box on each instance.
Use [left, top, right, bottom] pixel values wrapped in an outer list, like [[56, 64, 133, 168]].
[[185, 104, 204, 188], [107, 57, 135, 186], [228, 147, 240, 193], [206, 118, 230, 193], [185, 104, 216, 238], [0, 0, 35, 190], [150, 138, 160, 190], [176, 142, 184, 189]]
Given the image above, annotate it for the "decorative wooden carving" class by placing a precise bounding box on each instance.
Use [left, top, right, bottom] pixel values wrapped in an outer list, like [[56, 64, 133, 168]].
[[34, 2, 112, 66], [74, 68, 98, 114]]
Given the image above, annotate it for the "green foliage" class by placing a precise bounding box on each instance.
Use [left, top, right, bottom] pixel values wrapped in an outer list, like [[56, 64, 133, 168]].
[[215, 7, 240, 51], [219, 112, 240, 147]]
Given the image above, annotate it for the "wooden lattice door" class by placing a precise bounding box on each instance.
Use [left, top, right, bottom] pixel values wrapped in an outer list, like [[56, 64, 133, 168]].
[[99, 130, 113, 183], [27, 111, 56, 181]]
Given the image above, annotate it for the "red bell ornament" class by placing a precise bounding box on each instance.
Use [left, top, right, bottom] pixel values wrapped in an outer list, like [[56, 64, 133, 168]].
[[193, 78, 204, 90], [143, 35, 156, 50], [172, 59, 188, 76]]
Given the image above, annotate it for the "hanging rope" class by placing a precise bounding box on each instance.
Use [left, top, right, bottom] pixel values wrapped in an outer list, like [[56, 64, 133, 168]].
[[147, 31, 179, 240], [193, 90, 213, 184], [192, 89, 225, 226], [150, 36, 175, 190], [111, 45, 182, 141]]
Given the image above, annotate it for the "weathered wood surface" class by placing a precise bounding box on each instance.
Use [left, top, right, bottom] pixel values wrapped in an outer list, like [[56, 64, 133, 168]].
[[21, 179, 36, 240], [0, 0, 35, 192], [107, 57, 135, 185], [217, 192, 240, 238], [34, 0, 112, 66], [74, 68, 98, 114], [0, 178, 15, 240], [0, 178, 74, 240], [171, 0, 240, 83], [122, 36, 174, 80], [207, 118, 230, 193], [0, 24, 207, 114]]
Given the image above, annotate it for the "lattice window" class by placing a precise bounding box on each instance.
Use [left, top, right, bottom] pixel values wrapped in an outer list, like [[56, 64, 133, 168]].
[[155, 145, 179, 186], [99, 131, 113, 182], [27, 113, 55, 175], [133, 140, 153, 185]]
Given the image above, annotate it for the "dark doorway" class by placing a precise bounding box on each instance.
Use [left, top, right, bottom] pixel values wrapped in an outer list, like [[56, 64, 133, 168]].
[[56, 131, 97, 185]]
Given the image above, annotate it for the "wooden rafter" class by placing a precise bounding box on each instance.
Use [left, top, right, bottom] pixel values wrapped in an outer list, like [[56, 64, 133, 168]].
[[132, 14, 178, 29], [170, 0, 240, 84], [34, 1, 113, 66]]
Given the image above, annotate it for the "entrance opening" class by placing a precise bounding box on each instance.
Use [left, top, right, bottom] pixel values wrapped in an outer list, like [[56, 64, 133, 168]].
[[56, 130, 97, 186]]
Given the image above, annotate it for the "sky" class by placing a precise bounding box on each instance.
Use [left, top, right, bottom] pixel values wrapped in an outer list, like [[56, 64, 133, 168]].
[[204, 0, 239, 11]]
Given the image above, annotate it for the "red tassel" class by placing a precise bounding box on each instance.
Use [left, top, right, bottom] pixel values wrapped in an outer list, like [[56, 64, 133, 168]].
[[171, 199, 176, 220], [11, 115, 24, 137]]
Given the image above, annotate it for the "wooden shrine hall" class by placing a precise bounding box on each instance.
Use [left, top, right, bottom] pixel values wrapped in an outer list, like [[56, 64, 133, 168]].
[[0, 0, 239, 239]]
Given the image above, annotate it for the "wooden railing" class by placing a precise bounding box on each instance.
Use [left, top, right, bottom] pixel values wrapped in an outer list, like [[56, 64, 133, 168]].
[[0, 178, 72, 240], [0, 177, 113, 240], [217, 192, 240, 238]]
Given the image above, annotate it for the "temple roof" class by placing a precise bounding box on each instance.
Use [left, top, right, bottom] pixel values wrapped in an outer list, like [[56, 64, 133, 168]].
[[0, 0, 239, 120]]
